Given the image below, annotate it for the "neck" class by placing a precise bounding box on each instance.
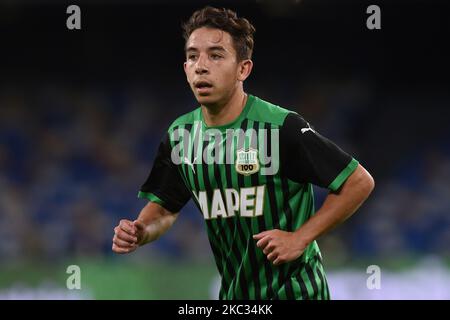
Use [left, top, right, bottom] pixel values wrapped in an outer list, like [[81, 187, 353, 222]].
[[201, 87, 247, 127]]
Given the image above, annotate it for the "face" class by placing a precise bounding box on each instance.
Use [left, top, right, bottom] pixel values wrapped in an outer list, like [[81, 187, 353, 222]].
[[184, 27, 252, 107]]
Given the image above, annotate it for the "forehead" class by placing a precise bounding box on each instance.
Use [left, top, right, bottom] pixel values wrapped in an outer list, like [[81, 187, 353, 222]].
[[186, 27, 235, 52]]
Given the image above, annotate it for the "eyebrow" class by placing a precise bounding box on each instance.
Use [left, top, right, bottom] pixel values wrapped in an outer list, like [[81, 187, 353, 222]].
[[185, 46, 227, 53]]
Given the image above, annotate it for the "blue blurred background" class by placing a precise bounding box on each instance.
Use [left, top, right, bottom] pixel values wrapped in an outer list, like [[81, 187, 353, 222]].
[[0, 0, 449, 299]]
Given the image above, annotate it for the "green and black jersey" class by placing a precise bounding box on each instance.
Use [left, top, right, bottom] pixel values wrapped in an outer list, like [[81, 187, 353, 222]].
[[138, 94, 359, 300]]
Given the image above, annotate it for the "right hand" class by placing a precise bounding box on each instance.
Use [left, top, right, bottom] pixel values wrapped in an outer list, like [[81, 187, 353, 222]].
[[112, 219, 147, 254]]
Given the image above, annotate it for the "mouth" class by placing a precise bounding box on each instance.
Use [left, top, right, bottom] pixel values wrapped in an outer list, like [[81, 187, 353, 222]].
[[194, 80, 213, 95]]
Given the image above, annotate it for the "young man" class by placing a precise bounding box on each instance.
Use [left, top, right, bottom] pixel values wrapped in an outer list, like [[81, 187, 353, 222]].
[[112, 6, 374, 300]]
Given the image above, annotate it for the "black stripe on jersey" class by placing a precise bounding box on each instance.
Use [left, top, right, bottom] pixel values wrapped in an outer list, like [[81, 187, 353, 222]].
[[280, 177, 294, 232], [316, 263, 326, 300], [279, 176, 296, 299], [181, 123, 193, 180], [305, 262, 319, 299], [325, 276, 331, 299], [283, 263, 297, 299], [284, 260, 305, 299], [281, 268, 294, 299], [295, 272, 310, 300], [180, 123, 200, 201], [172, 126, 186, 184], [183, 123, 193, 166], [190, 122, 201, 192]]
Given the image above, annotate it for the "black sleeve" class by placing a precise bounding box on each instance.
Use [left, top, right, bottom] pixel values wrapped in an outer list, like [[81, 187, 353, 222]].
[[138, 133, 191, 213], [279, 112, 359, 191]]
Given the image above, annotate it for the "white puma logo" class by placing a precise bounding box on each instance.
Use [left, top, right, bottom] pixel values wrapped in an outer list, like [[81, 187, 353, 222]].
[[301, 123, 315, 134], [184, 156, 197, 174]]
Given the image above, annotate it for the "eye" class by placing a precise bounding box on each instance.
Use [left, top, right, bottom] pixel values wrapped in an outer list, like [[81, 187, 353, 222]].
[[187, 54, 197, 61], [211, 54, 223, 60]]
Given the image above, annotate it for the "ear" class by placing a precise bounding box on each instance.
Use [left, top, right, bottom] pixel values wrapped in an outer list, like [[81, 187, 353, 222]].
[[237, 59, 253, 82]]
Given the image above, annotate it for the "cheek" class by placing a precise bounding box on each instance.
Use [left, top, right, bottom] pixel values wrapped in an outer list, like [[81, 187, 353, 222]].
[[217, 66, 238, 85], [185, 64, 194, 81], [186, 72, 193, 82]]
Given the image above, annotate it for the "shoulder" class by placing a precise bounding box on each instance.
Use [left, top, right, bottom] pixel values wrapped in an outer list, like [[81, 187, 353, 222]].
[[281, 111, 311, 130], [168, 107, 201, 132], [279, 112, 316, 146], [246, 95, 304, 127]]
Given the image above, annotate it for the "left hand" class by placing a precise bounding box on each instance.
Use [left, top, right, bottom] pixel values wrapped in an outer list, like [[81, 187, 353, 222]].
[[253, 229, 307, 266]]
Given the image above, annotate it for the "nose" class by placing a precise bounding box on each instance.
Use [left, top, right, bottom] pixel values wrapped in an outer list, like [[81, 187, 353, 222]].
[[195, 54, 209, 75]]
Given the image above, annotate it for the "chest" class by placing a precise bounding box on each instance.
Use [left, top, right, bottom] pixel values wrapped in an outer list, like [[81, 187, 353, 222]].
[[171, 123, 281, 187]]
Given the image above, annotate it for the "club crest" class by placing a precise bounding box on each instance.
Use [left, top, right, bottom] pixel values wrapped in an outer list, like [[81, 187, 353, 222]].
[[235, 148, 260, 176]]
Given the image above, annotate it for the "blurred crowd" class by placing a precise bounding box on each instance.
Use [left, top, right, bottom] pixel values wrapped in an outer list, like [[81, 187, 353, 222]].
[[1, 79, 449, 263]]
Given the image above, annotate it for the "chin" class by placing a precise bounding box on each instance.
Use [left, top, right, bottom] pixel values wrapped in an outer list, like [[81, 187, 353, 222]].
[[195, 94, 218, 106]]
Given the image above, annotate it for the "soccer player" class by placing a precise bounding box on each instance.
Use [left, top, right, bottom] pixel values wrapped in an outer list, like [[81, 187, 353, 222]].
[[112, 6, 374, 300]]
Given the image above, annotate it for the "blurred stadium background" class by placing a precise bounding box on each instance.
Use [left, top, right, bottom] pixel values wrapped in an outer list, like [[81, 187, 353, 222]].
[[0, 0, 449, 299]]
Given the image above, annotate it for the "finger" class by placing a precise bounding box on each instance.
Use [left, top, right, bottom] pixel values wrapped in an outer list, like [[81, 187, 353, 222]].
[[113, 243, 137, 252], [256, 235, 271, 249], [116, 229, 138, 243], [113, 235, 136, 248], [273, 256, 283, 266], [119, 220, 136, 235], [133, 220, 146, 231], [120, 220, 136, 235], [112, 244, 136, 254], [253, 230, 270, 240], [267, 251, 278, 262], [263, 243, 275, 255]]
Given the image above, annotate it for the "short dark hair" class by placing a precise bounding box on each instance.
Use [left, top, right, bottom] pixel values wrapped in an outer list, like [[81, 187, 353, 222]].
[[182, 6, 256, 61]]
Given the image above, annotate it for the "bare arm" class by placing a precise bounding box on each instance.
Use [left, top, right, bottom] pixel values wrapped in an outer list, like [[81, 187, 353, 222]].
[[112, 202, 179, 254], [254, 164, 375, 265], [294, 163, 374, 244], [136, 201, 179, 245]]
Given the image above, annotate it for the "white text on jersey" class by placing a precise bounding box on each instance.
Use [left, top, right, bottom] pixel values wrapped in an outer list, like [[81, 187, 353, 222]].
[[193, 185, 266, 219]]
